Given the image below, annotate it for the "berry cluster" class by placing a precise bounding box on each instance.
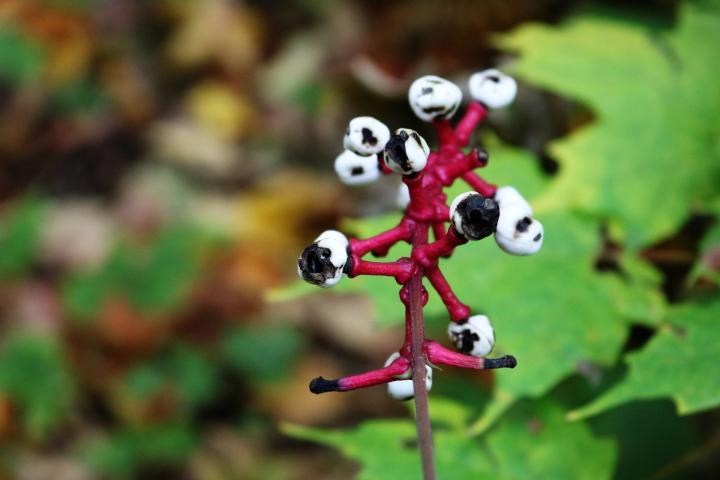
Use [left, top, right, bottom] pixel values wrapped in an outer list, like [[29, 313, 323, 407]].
[[298, 70, 543, 400]]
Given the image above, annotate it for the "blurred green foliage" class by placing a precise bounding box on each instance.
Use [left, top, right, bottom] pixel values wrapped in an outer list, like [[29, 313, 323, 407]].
[[222, 324, 305, 384], [0, 333, 74, 439], [80, 423, 196, 478], [124, 344, 220, 414], [64, 225, 207, 319], [0, 196, 46, 280], [0, 24, 45, 85]]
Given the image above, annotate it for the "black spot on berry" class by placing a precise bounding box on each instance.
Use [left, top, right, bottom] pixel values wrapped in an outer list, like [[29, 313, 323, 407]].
[[361, 127, 378, 146], [410, 131, 423, 148], [533, 233, 542, 242], [299, 244, 338, 285], [516, 217, 532, 233], [421, 87, 433, 95], [384, 132, 412, 174], [437, 101, 458, 120], [351, 166, 364, 176], [459, 329, 480, 353], [422, 106, 446, 114], [487, 75, 500, 83], [343, 247, 353, 274], [457, 195, 499, 240]]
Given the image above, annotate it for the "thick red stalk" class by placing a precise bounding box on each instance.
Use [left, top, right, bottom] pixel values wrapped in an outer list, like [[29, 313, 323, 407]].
[[350, 220, 413, 257], [424, 265, 471, 322], [462, 171, 497, 197], [453, 101, 488, 146]]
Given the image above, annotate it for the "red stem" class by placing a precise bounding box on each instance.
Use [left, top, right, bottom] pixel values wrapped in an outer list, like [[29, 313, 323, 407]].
[[349, 258, 416, 284], [350, 220, 412, 257], [462, 171, 497, 197], [425, 265, 471, 322], [454, 101, 487, 146]]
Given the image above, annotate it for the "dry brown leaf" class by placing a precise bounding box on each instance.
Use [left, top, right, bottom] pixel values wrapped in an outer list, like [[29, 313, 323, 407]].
[[185, 81, 256, 141], [166, 0, 263, 74]]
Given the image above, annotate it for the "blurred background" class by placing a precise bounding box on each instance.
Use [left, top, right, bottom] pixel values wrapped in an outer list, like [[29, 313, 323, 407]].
[[0, 0, 718, 479]]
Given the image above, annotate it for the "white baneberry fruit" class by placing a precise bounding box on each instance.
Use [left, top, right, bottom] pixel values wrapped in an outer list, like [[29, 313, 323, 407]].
[[297, 230, 350, 288], [334, 150, 381, 185], [396, 183, 410, 210], [408, 75, 462, 122], [384, 352, 432, 401], [383, 128, 430, 175], [493, 186, 543, 255], [343, 116, 391, 156], [448, 314, 495, 357], [468, 69, 517, 109], [494, 186, 532, 216]]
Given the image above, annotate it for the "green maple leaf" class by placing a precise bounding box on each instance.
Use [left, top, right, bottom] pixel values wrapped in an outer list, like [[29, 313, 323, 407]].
[[498, 3, 720, 250], [488, 400, 617, 480], [286, 419, 492, 480], [285, 398, 616, 480], [569, 299, 720, 420]]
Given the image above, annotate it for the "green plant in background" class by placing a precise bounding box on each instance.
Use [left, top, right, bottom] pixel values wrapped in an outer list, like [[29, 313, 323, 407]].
[[0, 196, 46, 280], [0, 24, 45, 86], [64, 224, 209, 320], [223, 324, 306, 384], [0, 333, 75, 439], [288, 2, 720, 478], [79, 422, 197, 479]]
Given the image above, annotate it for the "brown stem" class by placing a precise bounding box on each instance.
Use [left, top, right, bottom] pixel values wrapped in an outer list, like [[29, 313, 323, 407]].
[[409, 273, 436, 480]]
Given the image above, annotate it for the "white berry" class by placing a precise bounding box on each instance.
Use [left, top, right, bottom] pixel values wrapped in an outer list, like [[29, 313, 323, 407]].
[[343, 116, 391, 156], [493, 186, 543, 256], [297, 230, 349, 288], [408, 75, 462, 122], [383, 128, 430, 175], [384, 352, 432, 401], [494, 186, 532, 216], [334, 150, 380, 186], [468, 69, 517, 109], [448, 314, 495, 357], [396, 183, 410, 210]]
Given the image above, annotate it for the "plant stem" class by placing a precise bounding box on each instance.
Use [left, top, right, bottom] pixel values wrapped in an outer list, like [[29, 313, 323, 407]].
[[409, 272, 436, 480]]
